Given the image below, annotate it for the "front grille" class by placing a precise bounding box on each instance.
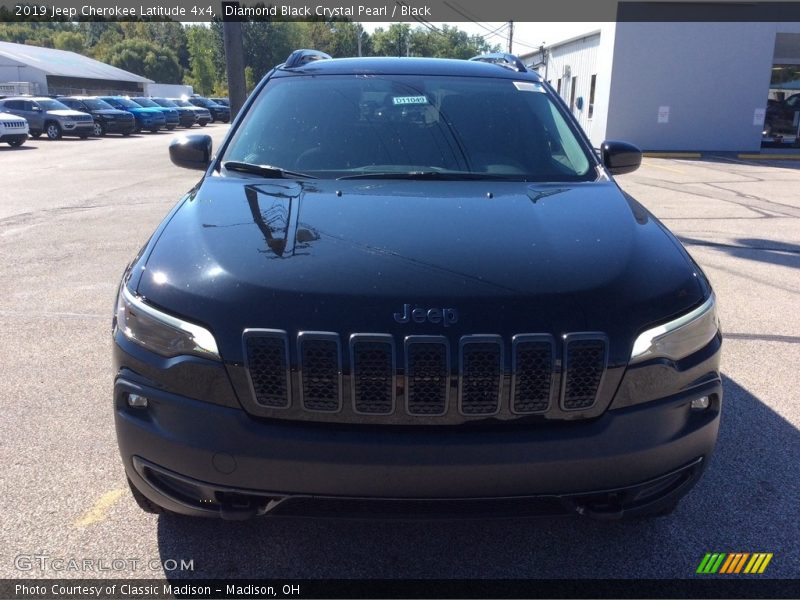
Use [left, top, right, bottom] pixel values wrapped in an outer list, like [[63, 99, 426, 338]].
[[244, 330, 290, 408], [511, 335, 554, 414], [562, 336, 608, 410], [351, 335, 395, 414], [405, 337, 449, 415], [459, 336, 503, 415], [2, 120, 25, 128], [298, 333, 341, 412], [242, 330, 609, 423]]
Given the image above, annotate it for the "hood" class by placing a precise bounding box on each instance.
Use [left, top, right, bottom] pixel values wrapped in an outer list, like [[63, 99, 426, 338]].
[[93, 109, 131, 117], [136, 177, 705, 363], [0, 111, 25, 122], [47, 109, 90, 118]]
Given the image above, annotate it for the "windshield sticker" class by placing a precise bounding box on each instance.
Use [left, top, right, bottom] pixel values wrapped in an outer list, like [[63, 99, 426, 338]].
[[513, 81, 545, 93], [392, 95, 429, 105]]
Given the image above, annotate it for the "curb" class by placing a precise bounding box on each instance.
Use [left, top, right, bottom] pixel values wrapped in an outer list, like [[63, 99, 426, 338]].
[[642, 152, 702, 158]]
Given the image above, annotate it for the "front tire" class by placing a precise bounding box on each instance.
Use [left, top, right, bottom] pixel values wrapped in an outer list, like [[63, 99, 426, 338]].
[[30, 130, 42, 139], [93, 121, 105, 137], [199, 122, 207, 127], [167, 124, 176, 131], [8, 138, 25, 147], [46, 122, 62, 140]]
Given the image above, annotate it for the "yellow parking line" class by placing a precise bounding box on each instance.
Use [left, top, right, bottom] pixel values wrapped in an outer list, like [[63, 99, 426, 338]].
[[643, 161, 684, 173], [737, 153, 800, 160], [74, 489, 125, 527]]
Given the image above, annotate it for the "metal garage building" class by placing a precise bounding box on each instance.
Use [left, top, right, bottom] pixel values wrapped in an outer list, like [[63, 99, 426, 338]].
[[0, 40, 152, 97], [521, 22, 800, 152]]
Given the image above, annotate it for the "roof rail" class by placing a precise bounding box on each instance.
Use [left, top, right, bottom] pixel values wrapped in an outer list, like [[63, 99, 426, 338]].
[[282, 49, 332, 69], [469, 52, 527, 73]]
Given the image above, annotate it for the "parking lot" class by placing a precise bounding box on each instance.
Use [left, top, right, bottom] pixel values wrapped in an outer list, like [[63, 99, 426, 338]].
[[1, 131, 798, 581]]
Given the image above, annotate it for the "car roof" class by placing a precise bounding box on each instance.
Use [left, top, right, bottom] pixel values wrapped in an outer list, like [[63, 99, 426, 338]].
[[274, 56, 542, 81]]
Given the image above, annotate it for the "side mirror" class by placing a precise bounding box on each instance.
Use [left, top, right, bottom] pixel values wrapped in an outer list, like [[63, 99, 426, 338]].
[[32, 106, 42, 112], [601, 140, 642, 175], [169, 135, 212, 170]]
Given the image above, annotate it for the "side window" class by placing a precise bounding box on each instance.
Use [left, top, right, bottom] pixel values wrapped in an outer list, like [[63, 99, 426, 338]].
[[588, 75, 596, 119], [6, 100, 22, 110], [24, 101, 35, 111]]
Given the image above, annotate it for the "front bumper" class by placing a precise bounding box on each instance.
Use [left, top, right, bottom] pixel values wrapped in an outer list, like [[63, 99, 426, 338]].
[[116, 374, 721, 519], [105, 119, 135, 134], [61, 121, 94, 134]]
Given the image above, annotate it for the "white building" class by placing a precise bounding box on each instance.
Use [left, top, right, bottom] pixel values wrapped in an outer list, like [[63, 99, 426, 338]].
[[521, 22, 800, 152], [0, 41, 152, 96]]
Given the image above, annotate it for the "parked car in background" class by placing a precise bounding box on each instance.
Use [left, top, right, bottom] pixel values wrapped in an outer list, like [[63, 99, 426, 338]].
[[58, 96, 135, 137], [149, 97, 196, 128], [0, 110, 28, 147], [99, 96, 166, 133], [210, 97, 229, 107], [764, 93, 800, 137], [169, 98, 212, 127], [0, 97, 93, 140], [130, 97, 180, 131], [187, 95, 230, 123]]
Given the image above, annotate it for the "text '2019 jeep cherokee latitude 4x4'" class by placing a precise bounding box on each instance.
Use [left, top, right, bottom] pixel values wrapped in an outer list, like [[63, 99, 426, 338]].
[[114, 51, 722, 521]]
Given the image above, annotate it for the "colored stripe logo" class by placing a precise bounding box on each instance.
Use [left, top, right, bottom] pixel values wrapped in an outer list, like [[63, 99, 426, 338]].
[[696, 553, 773, 574]]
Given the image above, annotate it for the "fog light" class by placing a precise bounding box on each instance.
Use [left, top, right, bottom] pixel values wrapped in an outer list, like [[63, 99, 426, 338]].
[[127, 393, 149, 408], [691, 396, 710, 410]]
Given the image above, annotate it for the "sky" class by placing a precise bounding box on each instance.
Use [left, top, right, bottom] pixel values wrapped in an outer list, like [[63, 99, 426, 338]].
[[360, 21, 600, 56]]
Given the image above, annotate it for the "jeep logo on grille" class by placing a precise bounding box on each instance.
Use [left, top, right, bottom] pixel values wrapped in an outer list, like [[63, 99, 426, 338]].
[[393, 304, 458, 327]]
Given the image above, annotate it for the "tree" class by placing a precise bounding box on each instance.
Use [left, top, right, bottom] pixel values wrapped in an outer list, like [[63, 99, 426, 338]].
[[370, 24, 412, 57], [106, 39, 182, 84], [184, 25, 217, 95], [53, 31, 85, 53]]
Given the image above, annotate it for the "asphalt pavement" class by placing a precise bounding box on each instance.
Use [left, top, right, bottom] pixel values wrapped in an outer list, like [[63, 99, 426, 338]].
[[0, 132, 798, 582]]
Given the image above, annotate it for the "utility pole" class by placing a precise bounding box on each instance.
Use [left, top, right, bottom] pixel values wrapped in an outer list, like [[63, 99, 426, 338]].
[[507, 21, 514, 54], [356, 24, 363, 57], [223, 3, 246, 119]]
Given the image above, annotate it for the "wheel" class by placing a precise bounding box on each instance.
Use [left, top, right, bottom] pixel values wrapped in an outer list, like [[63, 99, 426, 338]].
[[8, 138, 25, 147], [167, 124, 176, 131], [30, 130, 42, 139], [46, 122, 62, 140], [149, 128, 160, 133], [93, 121, 105, 137], [122, 131, 132, 137], [199, 122, 207, 127], [127, 477, 168, 515], [79, 134, 89, 139], [134, 125, 142, 134]]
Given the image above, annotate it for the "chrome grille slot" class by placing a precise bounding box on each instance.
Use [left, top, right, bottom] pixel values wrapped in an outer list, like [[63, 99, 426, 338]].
[[562, 334, 608, 410], [350, 334, 395, 415], [243, 329, 290, 408], [298, 332, 341, 412], [511, 334, 555, 414], [459, 335, 503, 415], [405, 336, 449, 416]]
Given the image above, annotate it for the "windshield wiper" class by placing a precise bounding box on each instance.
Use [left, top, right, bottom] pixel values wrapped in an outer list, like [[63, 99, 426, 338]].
[[337, 171, 521, 181], [223, 161, 317, 179]]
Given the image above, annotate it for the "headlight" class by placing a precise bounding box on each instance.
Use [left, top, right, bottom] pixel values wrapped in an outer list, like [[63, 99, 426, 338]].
[[114, 284, 219, 360], [630, 293, 719, 364]]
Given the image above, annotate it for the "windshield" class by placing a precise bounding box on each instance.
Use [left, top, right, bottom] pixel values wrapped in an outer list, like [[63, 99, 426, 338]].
[[132, 98, 159, 108], [152, 98, 177, 108], [171, 99, 193, 107], [81, 98, 114, 111], [222, 74, 595, 181], [36, 99, 70, 111], [192, 97, 218, 107], [107, 97, 140, 109]]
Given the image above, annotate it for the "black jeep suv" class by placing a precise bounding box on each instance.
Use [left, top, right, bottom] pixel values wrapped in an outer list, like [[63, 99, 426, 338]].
[[114, 51, 722, 520]]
